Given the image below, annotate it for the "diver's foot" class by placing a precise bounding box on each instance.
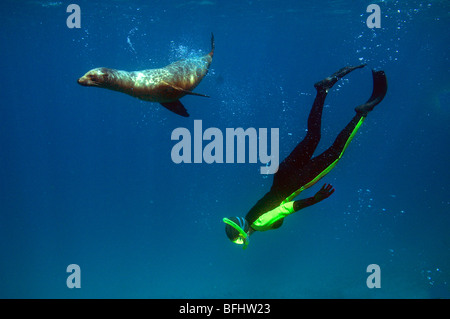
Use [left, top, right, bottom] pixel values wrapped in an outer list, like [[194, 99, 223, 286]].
[[355, 70, 388, 116], [314, 64, 367, 93]]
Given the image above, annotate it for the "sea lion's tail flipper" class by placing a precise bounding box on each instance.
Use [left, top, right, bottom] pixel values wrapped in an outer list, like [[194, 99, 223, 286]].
[[161, 100, 190, 117], [209, 32, 214, 57]]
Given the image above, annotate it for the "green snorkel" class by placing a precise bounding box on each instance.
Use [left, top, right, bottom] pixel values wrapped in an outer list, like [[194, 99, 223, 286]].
[[223, 217, 250, 250]]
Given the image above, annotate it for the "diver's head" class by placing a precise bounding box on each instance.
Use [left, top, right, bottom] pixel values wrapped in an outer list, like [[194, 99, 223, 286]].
[[223, 217, 250, 249]]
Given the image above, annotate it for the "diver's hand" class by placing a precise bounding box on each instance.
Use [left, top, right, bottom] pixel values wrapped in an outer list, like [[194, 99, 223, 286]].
[[314, 184, 335, 202], [292, 184, 335, 212]]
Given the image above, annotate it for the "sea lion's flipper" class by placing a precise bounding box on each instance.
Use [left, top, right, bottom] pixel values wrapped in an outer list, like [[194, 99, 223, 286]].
[[161, 80, 210, 98], [160, 100, 190, 117], [183, 90, 210, 98]]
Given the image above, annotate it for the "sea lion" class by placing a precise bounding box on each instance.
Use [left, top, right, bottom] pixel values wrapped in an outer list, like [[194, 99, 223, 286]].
[[77, 33, 215, 117]]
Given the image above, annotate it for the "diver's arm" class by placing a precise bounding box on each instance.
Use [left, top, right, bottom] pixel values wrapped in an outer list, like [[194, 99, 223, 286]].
[[293, 184, 335, 212], [251, 184, 335, 232]]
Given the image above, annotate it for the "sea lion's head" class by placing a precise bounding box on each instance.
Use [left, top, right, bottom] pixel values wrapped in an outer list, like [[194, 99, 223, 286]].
[[77, 68, 112, 87]]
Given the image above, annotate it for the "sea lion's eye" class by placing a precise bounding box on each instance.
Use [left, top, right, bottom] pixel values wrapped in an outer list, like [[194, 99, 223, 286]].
[[90, 75, 99, 82]]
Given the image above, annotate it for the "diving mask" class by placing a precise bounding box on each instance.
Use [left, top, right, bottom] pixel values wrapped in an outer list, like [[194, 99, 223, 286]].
[[223, 217, 250, 250]]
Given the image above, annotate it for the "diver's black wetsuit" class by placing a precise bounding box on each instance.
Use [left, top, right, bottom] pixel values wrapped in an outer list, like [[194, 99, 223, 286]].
[[245, 66, 387, 228]]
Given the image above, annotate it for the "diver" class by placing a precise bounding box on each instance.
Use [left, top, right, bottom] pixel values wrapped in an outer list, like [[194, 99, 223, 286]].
[[224, 64, 388, 249]]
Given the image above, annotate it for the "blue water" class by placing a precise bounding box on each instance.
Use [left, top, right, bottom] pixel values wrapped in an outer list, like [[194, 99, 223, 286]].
[[0, 0, 449, 298]]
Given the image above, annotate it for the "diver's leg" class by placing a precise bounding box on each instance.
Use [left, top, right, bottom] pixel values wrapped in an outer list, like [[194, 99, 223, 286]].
[[292, 113, 364, 189], [271, 88, 325, 192], [309, 113, 364, 170], [271, 64, 367, 192], [323, 70, 387, 160], [355, 70, 388, 116], [295, 69, 388, 187], [281, 89, 326, 165]]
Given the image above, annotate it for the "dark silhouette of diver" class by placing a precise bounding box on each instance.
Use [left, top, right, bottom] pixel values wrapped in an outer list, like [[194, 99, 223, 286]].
[[223, 64, 388, 249]]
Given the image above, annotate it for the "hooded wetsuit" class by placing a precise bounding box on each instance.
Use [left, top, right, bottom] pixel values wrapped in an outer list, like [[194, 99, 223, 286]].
[[246, 69, 387, 231]]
